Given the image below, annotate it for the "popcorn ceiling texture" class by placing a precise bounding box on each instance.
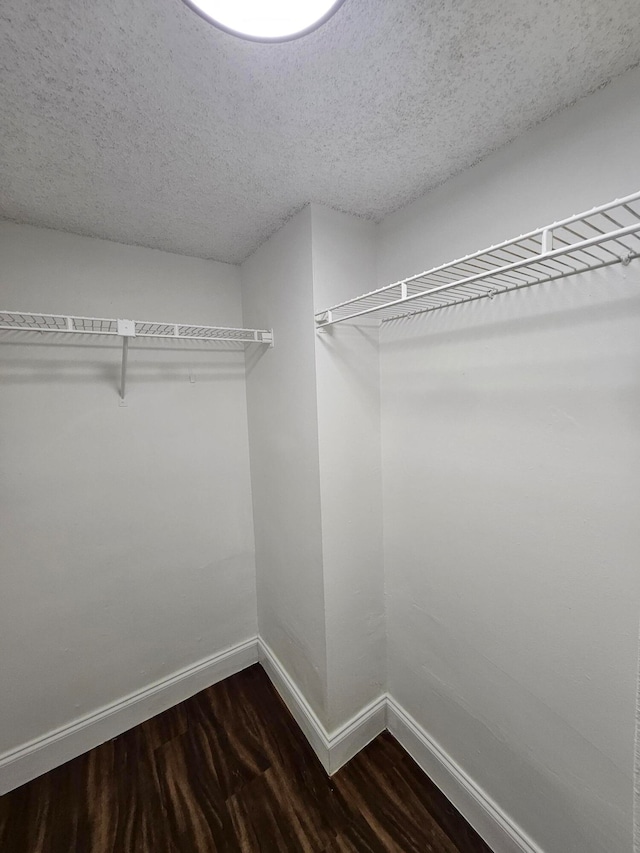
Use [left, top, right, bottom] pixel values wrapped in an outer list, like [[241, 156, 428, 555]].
[[1, 0, 639, 264]]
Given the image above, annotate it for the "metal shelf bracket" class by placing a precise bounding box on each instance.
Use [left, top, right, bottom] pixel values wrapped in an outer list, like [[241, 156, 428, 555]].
[[116, 319, 136, 401]]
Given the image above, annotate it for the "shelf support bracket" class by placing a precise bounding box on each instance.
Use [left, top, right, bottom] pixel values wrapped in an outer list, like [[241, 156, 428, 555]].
[[117, 319, 136, 402], [120, 337, 129, 402]]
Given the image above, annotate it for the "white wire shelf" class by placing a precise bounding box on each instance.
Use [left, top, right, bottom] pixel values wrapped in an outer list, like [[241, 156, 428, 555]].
[[315, 190, 640, 328], [0, 312, 273, 344], [0, 312, 274, 401]]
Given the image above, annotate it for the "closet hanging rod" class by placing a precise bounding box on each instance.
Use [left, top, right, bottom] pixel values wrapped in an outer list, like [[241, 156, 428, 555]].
[[315, 189, 640, 328]]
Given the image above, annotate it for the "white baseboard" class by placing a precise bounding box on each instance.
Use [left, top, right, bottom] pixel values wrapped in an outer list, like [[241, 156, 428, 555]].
[[258, 639, 331, 770], [258, 638, 386, 775], [386, 696, 544, 853], [0, 636, 545, 853], [327, 692, 388, 775], [0, 636, 259, 796], [258, 649, 545, 851], [256, 651, 543, 852]]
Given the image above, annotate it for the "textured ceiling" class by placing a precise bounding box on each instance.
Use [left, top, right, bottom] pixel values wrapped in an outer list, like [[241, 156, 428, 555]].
[[1, 0, 640, 264]]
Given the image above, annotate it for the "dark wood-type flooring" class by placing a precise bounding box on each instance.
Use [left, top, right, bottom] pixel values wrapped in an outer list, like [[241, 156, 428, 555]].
[[0, 664, 493, 852]]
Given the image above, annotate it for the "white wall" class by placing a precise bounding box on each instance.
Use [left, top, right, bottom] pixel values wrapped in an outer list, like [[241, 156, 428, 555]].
[[241, 204, 386, 736], [377, 66, 640, 853], [241, 208, 329, 719], [0, 224, 257, 755], [311, 205, 386, 730]]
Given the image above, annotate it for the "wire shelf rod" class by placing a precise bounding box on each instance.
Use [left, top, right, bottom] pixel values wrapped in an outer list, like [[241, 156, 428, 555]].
[[0, 312, 273, 344], [315, 195, 640, 328], [583, 215, 640, 252], [454, 259, 543, 284], [319, 226, 640, 326], [0, 311, 275, 401], [380, 253, 629, 324], [317, 190, 640, 320], [561, 224, 621, 260]]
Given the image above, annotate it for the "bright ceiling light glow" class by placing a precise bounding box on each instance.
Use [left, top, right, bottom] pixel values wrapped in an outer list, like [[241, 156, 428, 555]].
[[182, 0, 347, 42]]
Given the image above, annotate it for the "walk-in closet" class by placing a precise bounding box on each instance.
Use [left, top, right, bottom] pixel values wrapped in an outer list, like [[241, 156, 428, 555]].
[[2, 2, 640, 852]]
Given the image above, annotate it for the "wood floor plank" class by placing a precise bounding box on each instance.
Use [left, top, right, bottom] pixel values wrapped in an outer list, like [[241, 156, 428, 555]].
[[0, 664, 494, 853], [188, 694, 271, 799], [227, 766, 325, 852], [137, 700, 190, 752], [332, 733, 492, 853], [389, 734, 494, 853], [321, 821, 394, 853], [211, 666, 357, 845], [0, 774, 53, 853], [153, 734, 238, 853], [332, 750, 460, 853], [85, 730, 171, 853]]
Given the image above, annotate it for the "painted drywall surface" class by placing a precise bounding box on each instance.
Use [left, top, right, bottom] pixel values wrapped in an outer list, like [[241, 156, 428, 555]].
[[311, 205, 386, 731], [377, 66, 640, 853], [635, 624, 640, 853], [241, 208, 329, 720], [0, 224, 257, 753], [378, 66, 640, 290]]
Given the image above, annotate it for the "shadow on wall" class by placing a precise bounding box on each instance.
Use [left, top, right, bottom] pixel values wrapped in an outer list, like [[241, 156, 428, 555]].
[[380, 270, 640, 350], [244, 340, 271, 376], [316, 321, 379, 355], [0, 334, 249, 395], [315, 321, 381, 403], [379, 284, 640, 429]]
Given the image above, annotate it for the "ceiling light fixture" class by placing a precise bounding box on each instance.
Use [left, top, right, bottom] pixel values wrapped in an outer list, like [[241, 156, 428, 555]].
[[182, 0, 347, 42]]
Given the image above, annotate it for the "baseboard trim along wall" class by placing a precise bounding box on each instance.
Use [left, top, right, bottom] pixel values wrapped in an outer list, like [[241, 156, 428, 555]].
[[258, 638, 387, 775], [258, 643, 542, 853], [386, 696, 544, 853], [1, 639, 544, 853], [0, 637, 259, 796]]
